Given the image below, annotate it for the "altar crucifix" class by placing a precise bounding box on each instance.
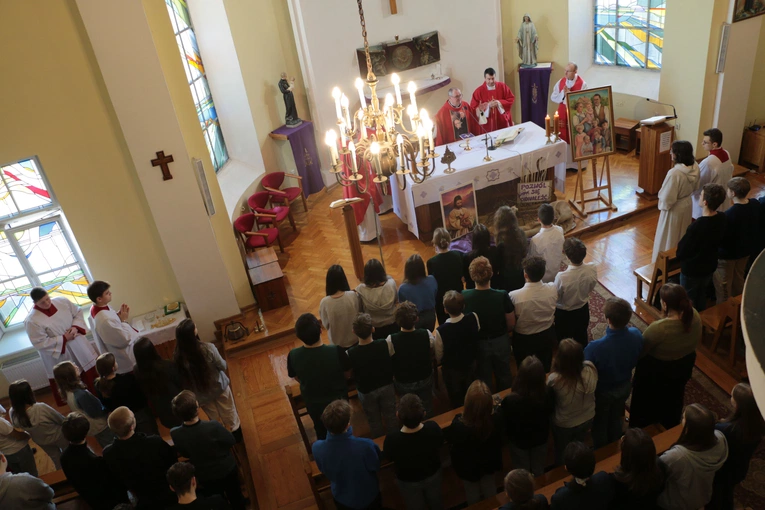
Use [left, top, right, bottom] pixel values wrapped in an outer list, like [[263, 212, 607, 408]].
[[151, 151, 174, 181]]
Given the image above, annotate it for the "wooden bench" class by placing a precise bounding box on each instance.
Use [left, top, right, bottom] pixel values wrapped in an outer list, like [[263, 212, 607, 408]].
[[466, 424, 682, 510], [634, 247, 680, 319], [700, 295, 743, 367], [286, 381, 359, 454], [40, 470, 80, 505]]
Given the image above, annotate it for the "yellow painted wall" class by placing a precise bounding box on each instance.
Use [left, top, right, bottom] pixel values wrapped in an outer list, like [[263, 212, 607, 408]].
[[746, 26, 765, 125], [501, 1, 570, 125], [0, 0, 181, 311], [142, 0, 254, 308], [697, 0, 731, 153], [223, 0, 311, 174]]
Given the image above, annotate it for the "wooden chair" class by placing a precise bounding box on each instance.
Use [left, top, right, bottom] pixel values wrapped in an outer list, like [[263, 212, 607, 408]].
[[233, 213, 283, 253], [262, 171, 308, 212], [247, 191, 296, 231], [700, 295, 743, 367], [634, 247, 680, 319]]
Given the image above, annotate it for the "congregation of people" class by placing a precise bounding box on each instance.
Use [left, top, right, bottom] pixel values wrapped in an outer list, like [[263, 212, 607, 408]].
[[0, 282, 247, 509], [295, 151, 765, 510]]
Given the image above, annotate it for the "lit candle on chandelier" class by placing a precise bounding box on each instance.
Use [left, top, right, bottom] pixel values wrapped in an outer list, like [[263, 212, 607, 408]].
[[358, 110, 367, 139], [348, 141, 359, 174], [391, 73, 402, 106], [324, 130, 339, 165], [420, 109, 434, 151], [341, 94, 351, 128], [407, 104, 417, 131], [355, 78, 367, 110], [385, 94, 395, 128], [339, 121, 347, 148], [332, 87, 342, 122], [407, 81, 418, 111], [396, 134, 405, 168], [370, 141, 382, 178], [416, 125, 425, 159]]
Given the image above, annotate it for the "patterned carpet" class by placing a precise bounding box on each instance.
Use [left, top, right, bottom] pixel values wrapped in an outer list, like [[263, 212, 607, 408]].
[[592, 281, 764, 510]]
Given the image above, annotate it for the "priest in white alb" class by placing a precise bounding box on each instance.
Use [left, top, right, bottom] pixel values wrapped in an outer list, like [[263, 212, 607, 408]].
[[24, 287, 99, 406], [692, 128, 734, 219], [87, 280, 139, 374]]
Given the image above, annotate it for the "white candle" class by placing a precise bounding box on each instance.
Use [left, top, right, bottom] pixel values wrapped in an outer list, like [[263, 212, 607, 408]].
[[385, 94, 395, 128], [370, 141, 382, 177], [407, 81, 418, 111], [355, 78, 367, 110], [407, 104, 417, 131], [332, 87, 342, 121], [416, 125, 425, 159], [339, 122, 347, 148], [424, 119, 434, 152], [324, 130, 338, 165], [392, 73, 402, 106], [349, 141, 358, 173], [396, 134, 405, 168], [341, 94, 351, 128], [358, 110, 366, 139]]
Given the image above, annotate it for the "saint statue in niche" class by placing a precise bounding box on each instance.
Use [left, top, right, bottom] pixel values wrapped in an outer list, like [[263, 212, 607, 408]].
[[516, 14, 538, 68], [279, 72, 302, 127]]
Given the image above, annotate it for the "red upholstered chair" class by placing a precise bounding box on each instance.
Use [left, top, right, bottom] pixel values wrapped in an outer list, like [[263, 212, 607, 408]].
[[247, 191, 296, 231], [261, 172, 308, 212], [233, 213, 283, 253]]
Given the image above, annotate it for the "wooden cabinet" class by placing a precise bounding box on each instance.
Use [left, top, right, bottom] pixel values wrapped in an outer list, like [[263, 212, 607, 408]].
[[740, 127, 765, 173]]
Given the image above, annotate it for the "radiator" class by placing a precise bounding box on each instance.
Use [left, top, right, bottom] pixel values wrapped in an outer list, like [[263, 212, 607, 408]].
[[1, 351, 48, 390]]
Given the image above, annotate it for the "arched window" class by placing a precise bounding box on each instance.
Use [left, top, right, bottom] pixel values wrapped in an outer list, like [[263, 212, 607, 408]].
[[166, 0, 229, 172], [594, 1, 666, 69]]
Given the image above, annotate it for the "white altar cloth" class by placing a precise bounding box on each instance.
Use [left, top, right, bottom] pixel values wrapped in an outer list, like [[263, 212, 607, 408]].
[[391, 122, 567, 238]]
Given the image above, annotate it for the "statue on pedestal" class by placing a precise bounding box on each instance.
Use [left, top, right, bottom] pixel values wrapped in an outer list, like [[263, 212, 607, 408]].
[[279, 72, 302, 127], [516, 14, 539, 68]]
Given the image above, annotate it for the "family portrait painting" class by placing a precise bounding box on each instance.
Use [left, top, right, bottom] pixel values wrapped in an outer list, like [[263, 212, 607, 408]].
[[565, 86, 616, 163]]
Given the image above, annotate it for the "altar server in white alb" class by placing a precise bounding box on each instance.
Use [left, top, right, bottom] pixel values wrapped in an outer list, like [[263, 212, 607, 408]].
[[24, 287, 99, 406], [87, 281, 139, 374], [691, 128, 733, 219], [652, 140, 700, 262]]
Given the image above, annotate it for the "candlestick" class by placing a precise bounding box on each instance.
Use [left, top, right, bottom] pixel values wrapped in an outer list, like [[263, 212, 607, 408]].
[[407, 104, 417, 131], [349, 141, 358, 174], [324, 130, 339, 165], [355, 78, 366, 110], [545, 114, 551, 138], [424, 119, 434, 153], [370, 141, 382, 179], [416, 125, 425, 159], [392, 73, 402, 106], [553, 111, 560, 137], [332, 87, 342, 121], [339, 122, 347, 148], [341, 94, 351, 127], [407, 81, 418, 111], [396, 134, 404, 169]]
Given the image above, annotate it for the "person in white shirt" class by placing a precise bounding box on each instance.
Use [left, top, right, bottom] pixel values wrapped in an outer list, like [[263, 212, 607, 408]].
[[692, 128, 734, 219], [508, 257, 558, 372], [87, 281, 139, 374], [528, 204, 565, 283], [554, 238, 598, 348], [25, 287, 100, 406]]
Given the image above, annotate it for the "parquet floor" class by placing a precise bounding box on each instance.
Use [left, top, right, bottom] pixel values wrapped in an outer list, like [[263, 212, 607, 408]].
[[227, 157, 765, 510]]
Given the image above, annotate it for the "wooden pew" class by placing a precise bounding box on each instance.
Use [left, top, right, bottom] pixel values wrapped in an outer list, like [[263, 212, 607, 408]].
[[40, 469, 80, 505], [700, 295, 743, 367], [634, 247, 680, 319]]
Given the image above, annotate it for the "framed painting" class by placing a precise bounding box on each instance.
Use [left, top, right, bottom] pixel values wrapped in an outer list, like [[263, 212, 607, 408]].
[[734, 0, 765, 23], [440, 183, 478, 240], [565, 85, 616, 162]]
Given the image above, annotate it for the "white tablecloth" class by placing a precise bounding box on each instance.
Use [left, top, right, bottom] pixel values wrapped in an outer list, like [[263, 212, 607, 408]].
[[391, 122, 567, 238], [130, 304, 188, 346]]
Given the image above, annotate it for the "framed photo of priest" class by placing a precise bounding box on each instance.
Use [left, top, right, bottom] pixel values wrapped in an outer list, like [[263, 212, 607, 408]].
[[440, 183, 478, 240], [565, 85, 615, 163]]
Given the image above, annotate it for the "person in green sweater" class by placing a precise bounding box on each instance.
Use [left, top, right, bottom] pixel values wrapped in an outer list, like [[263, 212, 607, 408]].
[[629, 283, 701, 430], [287, 313, 351, 440]]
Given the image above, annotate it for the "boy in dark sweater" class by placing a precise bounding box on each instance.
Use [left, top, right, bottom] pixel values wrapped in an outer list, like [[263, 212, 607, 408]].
[[166, 462, 230, 510], [287, 313, 351, 440], [60, 412, 129, 510], [714, 177, 760, 303], [550, 442, 614, 510], [677, 183, 727, 311], [347, 314, 397, 437], [170, 391, 244, 510], [433, 291, 480, 408], [388, 302, 436, 417]]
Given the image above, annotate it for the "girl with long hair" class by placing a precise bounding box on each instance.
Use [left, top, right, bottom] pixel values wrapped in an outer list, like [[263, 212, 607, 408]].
[[94, 352, 158, 435], [610, 428, 665, 509], [658, 404, 728, 510], [132, 337, 183, 428], [53, 361, 115, 447], [319, 265, 360, 348], [426, 228, 464, 325], [709, 383, 765, 509], [463, 224, 501, 289], [174, 319, 241, 435], [355, 258, 399, 340], [446, 380, 503, 505], [9, 380, 68, 469], [547, 339, 597, 464], [501, 356, 554, 476], [493, 206, 528, 293], [630, 283, 701, 429], [399, 254, 438, 331], [500, 469, 549, 510]]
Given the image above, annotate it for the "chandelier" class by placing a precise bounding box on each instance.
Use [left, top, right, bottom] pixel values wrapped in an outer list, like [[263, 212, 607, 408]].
[[323, 0, 438, 195]]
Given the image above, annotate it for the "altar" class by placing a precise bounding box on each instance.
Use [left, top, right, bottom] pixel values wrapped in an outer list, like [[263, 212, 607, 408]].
[[391, 122, 567, 240]]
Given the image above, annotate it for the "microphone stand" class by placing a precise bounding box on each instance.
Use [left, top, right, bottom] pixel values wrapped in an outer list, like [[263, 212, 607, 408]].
[[646, 98, 677, 120]]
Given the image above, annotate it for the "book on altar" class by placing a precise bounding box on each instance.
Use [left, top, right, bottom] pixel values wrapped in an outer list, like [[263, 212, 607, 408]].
[[495, 126, 525, 145]]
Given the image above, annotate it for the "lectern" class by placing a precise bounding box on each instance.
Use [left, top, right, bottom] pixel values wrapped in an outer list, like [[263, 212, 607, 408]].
[[638, 122, 675, 197]]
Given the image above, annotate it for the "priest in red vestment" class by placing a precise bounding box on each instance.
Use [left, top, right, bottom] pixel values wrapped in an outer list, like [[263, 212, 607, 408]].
[[470, 68, 514, 133], [434, 88, 479, 146], [551, 62, 587, 144]]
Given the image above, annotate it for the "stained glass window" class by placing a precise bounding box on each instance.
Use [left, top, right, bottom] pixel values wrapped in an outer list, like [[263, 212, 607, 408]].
[[594, 0, 665, 69], [0, 157, 91, 329], [166, 0, 229, 172]]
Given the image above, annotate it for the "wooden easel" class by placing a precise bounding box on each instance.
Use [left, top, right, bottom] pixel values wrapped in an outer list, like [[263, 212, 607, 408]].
[[568, 154, 617, 218]]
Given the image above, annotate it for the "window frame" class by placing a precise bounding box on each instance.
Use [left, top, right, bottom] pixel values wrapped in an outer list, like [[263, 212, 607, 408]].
[[593, 0, 664, 71], [0, 156, 92, 333]]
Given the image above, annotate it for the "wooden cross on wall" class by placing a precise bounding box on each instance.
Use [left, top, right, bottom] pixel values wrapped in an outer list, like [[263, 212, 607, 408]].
[[151, 151, 174, 181], [390, 0, 397, 14]]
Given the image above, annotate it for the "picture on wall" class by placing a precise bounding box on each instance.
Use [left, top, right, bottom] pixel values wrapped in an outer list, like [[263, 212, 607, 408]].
[[734, 0, 765, 23], [565, 85, 616, 162], [440, 183, 478, 240]]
